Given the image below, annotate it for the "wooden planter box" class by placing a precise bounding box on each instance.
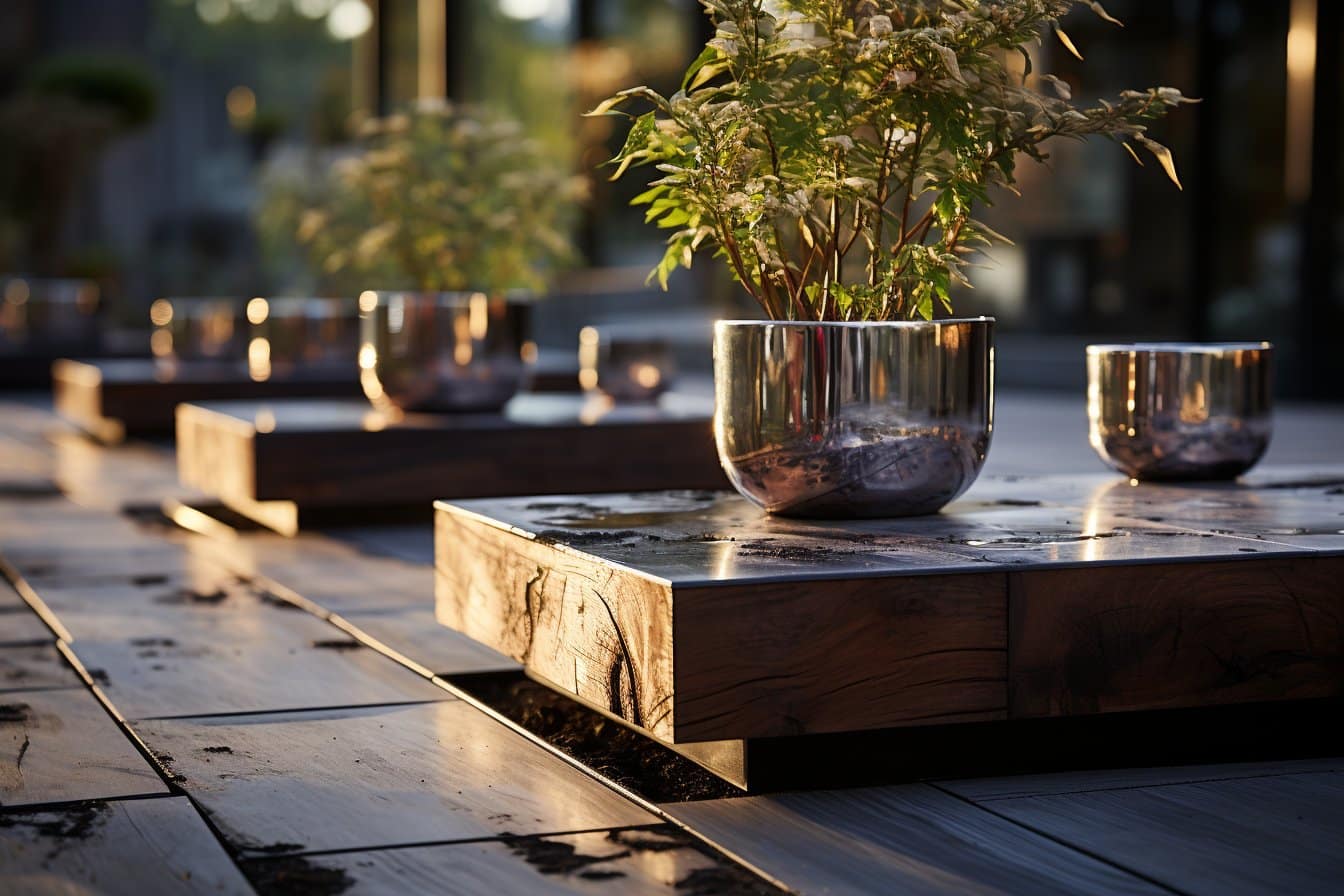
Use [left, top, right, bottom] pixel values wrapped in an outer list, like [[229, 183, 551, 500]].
[[53, 359, 358, 442], [434, 469, 1344, 787], [177, 396, 727, 535]]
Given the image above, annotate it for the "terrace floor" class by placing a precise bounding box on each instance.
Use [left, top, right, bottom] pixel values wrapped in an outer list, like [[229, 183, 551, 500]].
[[2, 391, 1342, 895]]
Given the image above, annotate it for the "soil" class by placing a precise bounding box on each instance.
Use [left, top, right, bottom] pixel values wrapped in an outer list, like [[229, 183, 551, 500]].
[[451, 673, 739, 803]]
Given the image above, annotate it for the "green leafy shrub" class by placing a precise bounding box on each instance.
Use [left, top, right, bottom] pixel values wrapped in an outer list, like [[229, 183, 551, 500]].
[[594, 0, 1192, 321], [294, 102, 586, 294]]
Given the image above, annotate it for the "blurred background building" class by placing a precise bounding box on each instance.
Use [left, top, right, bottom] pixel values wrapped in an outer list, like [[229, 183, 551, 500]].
[[1, 0, 1340, 397]]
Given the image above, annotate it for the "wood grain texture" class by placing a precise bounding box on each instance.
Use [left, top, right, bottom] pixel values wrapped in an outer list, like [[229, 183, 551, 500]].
[[666, 784, 1165, 895], [436, 481, 1344, 747], [1009, 556, 1344, 718], [985, 772, 1344, 895], [673, 573, 1007, 739], [0, 796, 253, 895], [436, 508, 679, 741], [0, 645, 81, 692], [135, 701, 656, 855], [1, 687, 168, 807], [240, 825, 780, 895], [176, 397, 727, 513]]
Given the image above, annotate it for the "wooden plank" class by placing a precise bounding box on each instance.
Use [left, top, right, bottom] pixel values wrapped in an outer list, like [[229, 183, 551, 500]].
[[0, 796, 252, 895], [0, 609, 54, 647], [1, 687, 168, 807], [176, 397, 727, 531], [943, 756, 1344, 802], [673, 573, 1006, 739], [984, 772, 1344, 895], [436, 507, 680, 741], [334, 608, 518, 677], [135, 701, 657, 855], [53, 358, 358, 441], [1009, 556, 1344, 718], [0, 645, 81, 692], [665, 784, 1165, 895], [1, 581, 24, 610], [240, 825, 780, 895], [67, 623, 450, 720], [4, 545, 234, 589]]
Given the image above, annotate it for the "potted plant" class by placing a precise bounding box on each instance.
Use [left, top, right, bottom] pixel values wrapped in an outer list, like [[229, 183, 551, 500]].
[[593, 0, 1190, 516], [291, 100, 585, 413]]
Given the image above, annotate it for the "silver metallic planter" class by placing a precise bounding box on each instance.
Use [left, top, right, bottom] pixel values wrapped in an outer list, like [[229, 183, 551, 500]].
[[1, 277, 100, 351], [251, 297, 360, 380], [150, 297, 249, 372], [359, 290, 533, 414], [714, 318, 995, 518], [1087, 342, 1273, 481]]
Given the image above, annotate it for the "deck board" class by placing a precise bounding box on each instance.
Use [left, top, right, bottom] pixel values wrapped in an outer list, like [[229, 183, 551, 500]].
[[0, 609, 55, 647], [665, 784, 1166, 895], [981, 772, 1344, 895], [239, 825, 780, 895], [334, 607, 518, 677], [0, 645, 82, 692], [68, 627, 449, 721], [0, 796, 252, 895], [1, 687, 168, 808], [135, 701, 656, 855], [941, 756, 1344, 802]]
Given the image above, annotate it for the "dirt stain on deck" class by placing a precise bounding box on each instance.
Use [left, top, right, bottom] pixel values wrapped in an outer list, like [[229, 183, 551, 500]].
[[243, 855, 352, 896]]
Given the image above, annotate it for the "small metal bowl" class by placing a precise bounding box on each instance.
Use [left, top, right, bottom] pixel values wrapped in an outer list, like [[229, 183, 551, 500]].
[[1087, 342, 1273, 481], [358, 290, 534, 414], [577, 326, 676, 403], [150, 297, 249, 374], [1, 277, 100, 351], [248, 297, 360, 381]]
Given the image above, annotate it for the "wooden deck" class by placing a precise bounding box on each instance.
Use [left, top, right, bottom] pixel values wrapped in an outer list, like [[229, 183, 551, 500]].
[[2, 393, 1343, 894]]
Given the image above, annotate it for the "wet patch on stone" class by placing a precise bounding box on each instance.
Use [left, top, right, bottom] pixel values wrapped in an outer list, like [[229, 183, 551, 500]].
[[0, 702, 32, 722], [242, 855, 354, 896], [0, 480, 62, 500], [310, 639, 362, 651], [155, 588, 228, 606], [504, 832, 630, 877]]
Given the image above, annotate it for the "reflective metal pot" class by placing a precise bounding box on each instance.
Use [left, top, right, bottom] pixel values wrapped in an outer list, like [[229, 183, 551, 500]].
[[714, 318, 995, 518], [1, 277, 100, 351], [250, 297, 360, 380], [1087, 342, 1273, 481], [150, 297, 249, 373], [359, 290, 533, 414]]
